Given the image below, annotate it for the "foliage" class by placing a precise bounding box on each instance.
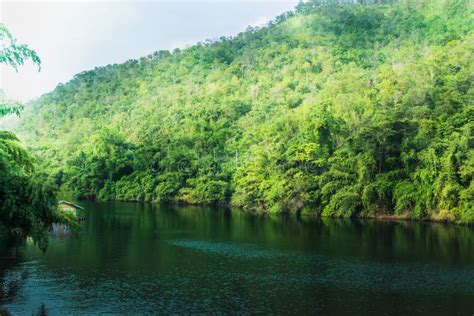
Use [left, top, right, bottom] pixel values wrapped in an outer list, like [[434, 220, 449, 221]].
[[0, 23, 67, 250], [0, 23, 40, 116], [12, 0, 474, 222]]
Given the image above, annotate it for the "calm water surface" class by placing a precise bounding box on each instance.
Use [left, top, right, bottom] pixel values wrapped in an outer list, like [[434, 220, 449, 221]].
[[1, 202, 473, 315]]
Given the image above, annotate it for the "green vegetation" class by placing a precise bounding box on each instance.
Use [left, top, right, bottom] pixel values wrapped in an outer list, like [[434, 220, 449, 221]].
[[13, 0, 473, 222], [0, 23, 71, 250]]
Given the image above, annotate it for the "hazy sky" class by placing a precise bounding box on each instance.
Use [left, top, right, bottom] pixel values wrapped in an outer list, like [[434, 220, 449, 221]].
[[0, 0, 299, 102]]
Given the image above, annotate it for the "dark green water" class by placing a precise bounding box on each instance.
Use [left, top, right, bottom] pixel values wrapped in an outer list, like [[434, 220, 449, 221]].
[[1, 202, 473, 315]]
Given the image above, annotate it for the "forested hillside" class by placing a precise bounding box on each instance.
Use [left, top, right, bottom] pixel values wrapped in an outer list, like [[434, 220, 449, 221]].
[[14, 0, 473, 222]]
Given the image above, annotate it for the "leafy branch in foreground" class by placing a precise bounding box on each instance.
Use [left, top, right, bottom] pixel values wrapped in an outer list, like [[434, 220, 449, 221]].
[[0, 23, 41, 70], [0, 23, 66, 251]]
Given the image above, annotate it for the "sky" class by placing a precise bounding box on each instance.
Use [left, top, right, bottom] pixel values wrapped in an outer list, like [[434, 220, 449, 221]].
[[0, 0, 299, 102]]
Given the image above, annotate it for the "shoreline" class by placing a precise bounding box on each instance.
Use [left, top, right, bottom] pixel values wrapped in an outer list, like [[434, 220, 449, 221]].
[[76, 199, 473, 226]]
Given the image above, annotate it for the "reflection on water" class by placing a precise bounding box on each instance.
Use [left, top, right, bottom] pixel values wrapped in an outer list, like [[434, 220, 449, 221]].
[[1, 202, 473, 315]]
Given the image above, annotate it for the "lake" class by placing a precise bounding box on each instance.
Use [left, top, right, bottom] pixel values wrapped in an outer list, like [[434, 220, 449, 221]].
[[1, 202, 473, 315]]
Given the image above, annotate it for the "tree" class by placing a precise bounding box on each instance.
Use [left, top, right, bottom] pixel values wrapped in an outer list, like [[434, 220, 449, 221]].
[[0, 23, 70, 251], [9, 0, 474, 222]]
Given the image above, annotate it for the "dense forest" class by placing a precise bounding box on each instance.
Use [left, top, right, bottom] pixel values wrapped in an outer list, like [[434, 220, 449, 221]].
[[11, 0, 473, 222]]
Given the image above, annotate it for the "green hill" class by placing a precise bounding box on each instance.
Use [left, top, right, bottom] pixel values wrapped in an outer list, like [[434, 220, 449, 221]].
[[15, 0, 474, 222]]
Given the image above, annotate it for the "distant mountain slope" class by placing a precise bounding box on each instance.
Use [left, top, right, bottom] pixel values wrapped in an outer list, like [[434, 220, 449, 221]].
[[15, 0, 474, 222]]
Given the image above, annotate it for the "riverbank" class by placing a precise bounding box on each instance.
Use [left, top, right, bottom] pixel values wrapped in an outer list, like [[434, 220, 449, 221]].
[[74, 198, 473, 225]]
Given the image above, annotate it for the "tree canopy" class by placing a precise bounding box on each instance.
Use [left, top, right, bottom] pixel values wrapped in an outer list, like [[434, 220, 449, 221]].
[[12, 0, 474, 222]]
